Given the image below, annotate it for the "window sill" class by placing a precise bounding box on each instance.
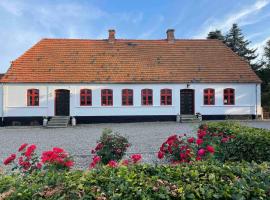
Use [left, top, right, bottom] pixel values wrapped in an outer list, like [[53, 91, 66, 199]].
[[6, 106, 48, 108], [76, 105, 175, 108], [201, 105, 253, 107]]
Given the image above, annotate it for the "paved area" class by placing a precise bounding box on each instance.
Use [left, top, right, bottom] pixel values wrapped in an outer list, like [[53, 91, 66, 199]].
[[0, 121, 269, 169], [0, 122, 198, 169], [240, 121, 270, 130]]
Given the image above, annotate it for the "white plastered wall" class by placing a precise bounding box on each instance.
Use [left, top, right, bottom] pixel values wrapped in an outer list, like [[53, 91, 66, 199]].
[[2, 83, 261, 117]]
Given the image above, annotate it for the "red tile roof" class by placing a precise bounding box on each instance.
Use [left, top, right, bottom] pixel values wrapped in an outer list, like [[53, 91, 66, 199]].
[[1, 38, 261, 83]]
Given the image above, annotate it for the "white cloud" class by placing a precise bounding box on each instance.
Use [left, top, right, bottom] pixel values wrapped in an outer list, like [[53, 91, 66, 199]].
[[251, 36, 270, 58], [193, 0, 270, 38], [0, 1, 24, 16]]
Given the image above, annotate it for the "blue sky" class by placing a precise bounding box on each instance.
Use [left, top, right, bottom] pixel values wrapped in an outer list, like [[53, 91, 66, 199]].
[[0, 0, 270, 73]]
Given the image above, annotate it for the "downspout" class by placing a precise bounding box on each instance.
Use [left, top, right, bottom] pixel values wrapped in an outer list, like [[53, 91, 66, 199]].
[[1, 83, 4, 124], [47, 85, 49, 118], [255, 84, 257, 118]]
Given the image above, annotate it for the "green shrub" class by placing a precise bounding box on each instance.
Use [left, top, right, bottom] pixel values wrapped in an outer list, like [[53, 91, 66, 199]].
[[0, 161, 269, 199], [202, 122, 270, 163], [91, 128, 130, 164]]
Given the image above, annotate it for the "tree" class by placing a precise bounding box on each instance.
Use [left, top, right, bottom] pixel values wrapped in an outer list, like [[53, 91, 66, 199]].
[[207, 30, 224, 41], [264, 40, 270, 68], [224, 24, 258, 66], [258, 40, 270, 109]]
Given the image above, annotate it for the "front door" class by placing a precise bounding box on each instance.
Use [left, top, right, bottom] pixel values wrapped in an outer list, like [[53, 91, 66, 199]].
[[180, 89, 194, 115], [55, 89, 70, 116]]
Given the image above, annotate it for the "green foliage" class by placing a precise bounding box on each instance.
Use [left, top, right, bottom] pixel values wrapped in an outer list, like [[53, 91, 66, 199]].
[[264, 40, 270, 67], [207, 29, 224, 40], [92, 128, 130, 164], [203, 122, 270, 163], [207, 24, 260, 71], [257, 40, 270, 107], [225, 24, 257, 63], [0, 161, 269, 199]]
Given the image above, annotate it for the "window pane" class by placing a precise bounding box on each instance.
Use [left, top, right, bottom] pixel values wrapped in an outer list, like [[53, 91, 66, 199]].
[[161, 96, 165, 101], [102, 96, 106, 105], [224, 96, 228, 104], [29, 97, 32, 106], [210, 97, 214, 105], [167, 96, 172, 105], [128, 96, 133, 105], [204, 96, 208, 105]]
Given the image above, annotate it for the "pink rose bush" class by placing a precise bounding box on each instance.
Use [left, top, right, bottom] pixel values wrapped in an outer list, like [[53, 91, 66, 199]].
[[157, 125, 236, 163]]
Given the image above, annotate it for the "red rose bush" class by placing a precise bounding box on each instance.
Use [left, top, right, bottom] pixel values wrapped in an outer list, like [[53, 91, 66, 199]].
[[91, 128, 130, 165], [3, 144, 73, 173], [41, 147, 74, 170], [157, 125, 235, 164]]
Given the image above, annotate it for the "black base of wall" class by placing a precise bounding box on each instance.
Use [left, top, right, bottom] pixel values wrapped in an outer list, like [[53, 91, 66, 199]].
[[75, 115, 176, 124], [0, 115, 257, 126], [2, 117, 43, 126], [202, 115, 256, 120]]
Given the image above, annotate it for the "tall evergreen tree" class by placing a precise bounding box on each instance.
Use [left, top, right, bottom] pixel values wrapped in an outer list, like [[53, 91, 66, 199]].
[[207, 30, 224, 41], [264, 40, 270, 68], [224, 24, 257, 64], [257, 40, 270, 108]]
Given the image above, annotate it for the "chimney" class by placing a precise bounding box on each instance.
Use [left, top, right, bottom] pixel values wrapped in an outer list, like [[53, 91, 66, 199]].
[[108, 29, 115, 43], [166, 29, 175, 43]]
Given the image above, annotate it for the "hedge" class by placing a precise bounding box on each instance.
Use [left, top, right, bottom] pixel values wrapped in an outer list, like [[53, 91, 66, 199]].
[[203, 122, 270, 163], [1, 161, 270, 199]]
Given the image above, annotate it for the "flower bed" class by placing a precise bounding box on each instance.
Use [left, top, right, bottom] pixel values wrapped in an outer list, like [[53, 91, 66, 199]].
[[0, 161, 269, 199], [203, 122, 270, 163], [1, 125, 270, 199]]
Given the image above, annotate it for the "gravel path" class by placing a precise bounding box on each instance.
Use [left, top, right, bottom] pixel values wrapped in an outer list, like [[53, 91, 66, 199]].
[[240, 121, 270, 130], [1, 121, 269, 169], [0, 122, 199, 169]]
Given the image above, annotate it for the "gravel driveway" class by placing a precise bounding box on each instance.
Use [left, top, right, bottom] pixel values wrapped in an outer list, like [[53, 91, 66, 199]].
[[0, 122, 198, 169], [1, 121, 269, 169]]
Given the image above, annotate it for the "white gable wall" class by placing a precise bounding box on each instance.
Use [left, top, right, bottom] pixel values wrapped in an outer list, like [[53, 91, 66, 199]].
[[2, 83, 261, 117], [0, 84, 3, 119]]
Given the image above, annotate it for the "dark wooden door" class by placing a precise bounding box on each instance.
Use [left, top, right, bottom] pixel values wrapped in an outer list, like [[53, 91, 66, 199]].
[[180, 89, 194, 115], [55, 89, 70, 116]]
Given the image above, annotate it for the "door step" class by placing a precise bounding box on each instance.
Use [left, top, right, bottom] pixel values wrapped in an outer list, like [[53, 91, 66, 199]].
[[46, 116, 70, 128], [180, 115, 200, 123]]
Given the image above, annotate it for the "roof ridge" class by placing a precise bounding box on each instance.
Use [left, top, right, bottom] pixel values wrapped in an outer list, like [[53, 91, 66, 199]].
[[41, 38, 216, 42]]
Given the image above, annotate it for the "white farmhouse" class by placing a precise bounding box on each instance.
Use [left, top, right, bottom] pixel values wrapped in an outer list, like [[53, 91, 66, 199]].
[[0, 29, 262, 126]]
